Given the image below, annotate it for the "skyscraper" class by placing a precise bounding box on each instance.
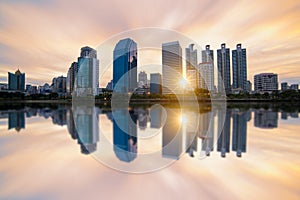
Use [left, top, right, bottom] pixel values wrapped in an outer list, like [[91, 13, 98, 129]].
[[75, 46, 99, 97], [162, 41, 183, 94], [150, 73, 162, 94], [138, 71, 147, 87], [52, 76, 67, 94], [185, 44, 198, 89], [67, 62, 78, 95], [232, 44, 247, 91], [113, 38, 137, 93], [8, 69, 25, 91], [217, 43, 231, 94], [199, 45, 214, 91]]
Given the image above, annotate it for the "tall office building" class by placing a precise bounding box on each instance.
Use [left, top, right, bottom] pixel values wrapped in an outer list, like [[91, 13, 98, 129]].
[[254, 73, 278, 93], [138, 71, 147, 86], [162, 41, 183, 94], [217, 43, 231, 94], [198, 62, 214, 91], [232, 44, 247, 91], [185, 44, 198, 89], [75, 46, 99, 97], [8, 69, 25, 91], [150, 73, 162, 94], [52, 76, 67, 94], [113, 38, 137, 93], [199, 45, 214, 91], [66, 62, 78, 95]]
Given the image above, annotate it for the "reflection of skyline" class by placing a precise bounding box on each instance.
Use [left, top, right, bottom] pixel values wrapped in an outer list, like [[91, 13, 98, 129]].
[[2, 104, 299, 159]]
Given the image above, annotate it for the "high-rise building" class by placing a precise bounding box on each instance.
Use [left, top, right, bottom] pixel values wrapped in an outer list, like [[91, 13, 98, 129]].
[[246, 80, 252, 92], [113, 38, 137, 93], [185, 44, 198, 89], [198, 62, 214, 91], [199, 45, 214, 91], [138, 71, 147, 87], [281, 82, 289, 91], [217, 43, 231, 94], [150, 73, 162, 94], [162, 41, 183, 94], [8, 69, 25, 91], [232, 44, 247, 91], [66, 62, 78, 95], [52, 76, 67, 94], [75, 46, 99, 97], [106, 80, 113, 91], [254, 73, 278, 93]]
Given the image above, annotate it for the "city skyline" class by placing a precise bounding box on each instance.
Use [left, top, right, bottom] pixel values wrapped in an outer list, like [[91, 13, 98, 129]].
[[0, 0, 299, 87]]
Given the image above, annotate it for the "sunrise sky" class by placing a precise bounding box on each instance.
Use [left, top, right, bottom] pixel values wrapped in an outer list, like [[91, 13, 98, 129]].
[[0, 0, 299, 87]]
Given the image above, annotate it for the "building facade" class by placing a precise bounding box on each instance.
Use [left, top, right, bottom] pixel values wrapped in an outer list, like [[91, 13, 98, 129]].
[[185, 44, 198, 89], [75, 46, 99, 97], [113, 38, 137, 93], [8, 69, 25, 91], [150, 73, 162, 94], [254, 73, 278, 93], [198, 62, 214, 91], [67, 62, 78, 95], [217, 43, 231, 94], [162, 41, 183, 94], [232, 44, 247, 91]]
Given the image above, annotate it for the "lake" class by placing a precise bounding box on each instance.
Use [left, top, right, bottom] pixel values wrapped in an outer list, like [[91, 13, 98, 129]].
[[0, 102, 299, 199]]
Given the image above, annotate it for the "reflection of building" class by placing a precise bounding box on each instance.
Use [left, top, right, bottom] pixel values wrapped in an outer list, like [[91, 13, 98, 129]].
[[232, 110, 247, 157], [162, 108, 182, 159], [8, 69, 25, 91], [217, 43, 231, 94], [185, 44, 198, 89], [217, 110, 231, 157], [51, 107, 67, 126], [113, 109, 137, 162], [66, 109, 78, 140], [150, 73, 162, 94], [254, 109, 278, 129], [76, 46, 99, 96], [185, 111, 198, 157], [232, 44, 247, 92], [73, 103, 99, 154], [162, 41, 182, 94], [113, 38, 137, 93], [8, 111, 25, 131], [254, 73, 278, 93], [150, 105, 162, 129], [136, 108, 148, 130], [200, 112, 214, 156]]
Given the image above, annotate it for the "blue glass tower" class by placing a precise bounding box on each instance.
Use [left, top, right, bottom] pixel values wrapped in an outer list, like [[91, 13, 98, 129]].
[[113, 38, 137, 93], [217, 43, 231, 94], [232, 44, 247, 91], [8, 69, 25, 91]]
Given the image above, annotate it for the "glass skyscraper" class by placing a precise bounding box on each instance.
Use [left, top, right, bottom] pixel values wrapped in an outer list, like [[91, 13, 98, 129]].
[[199, 45, 215, 91], [232, 44, 247, 91], [185, 44, 198, 89], [162, 41, 183, 94], [217, 43, 231, 94], [113, 38, 137, 93], [75, 46, 99, 97], [8, 69, 25, 91]]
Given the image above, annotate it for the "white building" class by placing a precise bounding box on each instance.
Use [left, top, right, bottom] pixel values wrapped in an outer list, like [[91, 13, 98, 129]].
[[254, 73, 278, 93]]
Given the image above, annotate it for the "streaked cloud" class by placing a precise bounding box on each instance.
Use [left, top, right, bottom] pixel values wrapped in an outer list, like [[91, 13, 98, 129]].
[[0, 0, 299, 86]]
